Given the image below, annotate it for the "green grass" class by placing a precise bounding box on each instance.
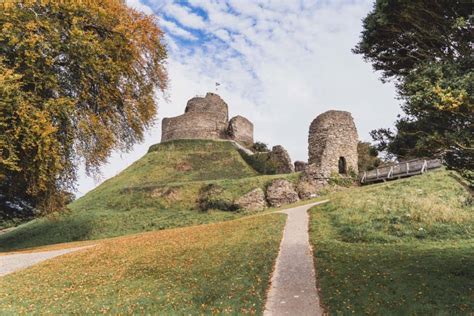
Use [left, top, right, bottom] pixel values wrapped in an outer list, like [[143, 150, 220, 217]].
[[0, 213, 286, 314], [0, 139, 298, 252], [309, 170, 474, 314]]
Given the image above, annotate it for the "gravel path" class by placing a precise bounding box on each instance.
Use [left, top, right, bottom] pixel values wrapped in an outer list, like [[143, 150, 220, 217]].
[[0, 246, 94, 277], [264, 200, 328, 316]]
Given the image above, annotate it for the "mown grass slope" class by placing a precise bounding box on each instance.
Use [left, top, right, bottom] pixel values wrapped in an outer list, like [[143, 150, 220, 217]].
[[0, 214, 286, 314], [0, 140, 298, 252], [309, 170, 474, 314]]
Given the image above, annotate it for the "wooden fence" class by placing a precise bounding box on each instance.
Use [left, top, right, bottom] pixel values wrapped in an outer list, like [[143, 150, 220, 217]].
[[360, 158, 442, 184]]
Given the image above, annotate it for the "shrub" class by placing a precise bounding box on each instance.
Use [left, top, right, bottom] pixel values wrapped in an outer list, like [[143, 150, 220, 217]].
[[238, 151, 279, 175], [197, 184, 239, 212]]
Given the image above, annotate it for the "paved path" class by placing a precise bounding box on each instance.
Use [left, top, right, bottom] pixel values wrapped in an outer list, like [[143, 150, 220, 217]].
[[0, 246, 93, 277], [264, 201, 328, 316]]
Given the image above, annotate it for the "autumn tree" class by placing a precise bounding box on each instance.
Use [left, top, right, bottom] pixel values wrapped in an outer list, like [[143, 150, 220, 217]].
[[0, 0, 167, 217], [354, 0, 473, 183]]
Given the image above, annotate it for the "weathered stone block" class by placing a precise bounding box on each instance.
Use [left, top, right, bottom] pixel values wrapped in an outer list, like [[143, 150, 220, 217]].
[[269, 145, 294, 174], [228, 115, 254, 146], [266, 179, 299, 207], [235, 188, 266, 211], [296, 181, 319, 200]]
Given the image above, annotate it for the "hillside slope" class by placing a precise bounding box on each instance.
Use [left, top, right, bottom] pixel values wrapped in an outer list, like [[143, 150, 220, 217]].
[[0, 140, 297, 251], [309, 170, 474, 314]]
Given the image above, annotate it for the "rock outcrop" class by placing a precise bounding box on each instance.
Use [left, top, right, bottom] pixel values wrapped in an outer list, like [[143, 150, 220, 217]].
[[269, 145, 294, 174], [266, 179, 299, 207], [308, 110, 358, 178], [227, 116, 254, 146], [161, 93, 254, 146], [296, 163, 328, 199], [235, 188, 266, 211], [296, 180, 319, 200]]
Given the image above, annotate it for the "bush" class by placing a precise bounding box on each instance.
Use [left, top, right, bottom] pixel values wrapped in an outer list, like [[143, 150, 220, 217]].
[[328, 171, 356, 187], [197, 184, 239, 212], [238, 151, 279, 175], [251, 142, 270, 153]]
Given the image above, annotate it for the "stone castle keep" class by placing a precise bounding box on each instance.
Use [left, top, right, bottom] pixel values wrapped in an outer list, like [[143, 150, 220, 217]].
[[161, 93, 254, 146], [161, 93, 358, 180]]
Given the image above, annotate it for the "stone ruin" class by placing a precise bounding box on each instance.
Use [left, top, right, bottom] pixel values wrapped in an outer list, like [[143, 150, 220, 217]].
[[161, 96, 360, 205], [307, 110, 358, 178], [268, 145, 294, 174], [161, 93, 254, 146], [294, 161, 307, 172]]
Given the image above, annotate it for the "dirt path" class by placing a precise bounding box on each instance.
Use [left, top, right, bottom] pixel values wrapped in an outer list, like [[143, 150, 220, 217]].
[[0, 246, 94, 277], [264, 200, 328, 316]]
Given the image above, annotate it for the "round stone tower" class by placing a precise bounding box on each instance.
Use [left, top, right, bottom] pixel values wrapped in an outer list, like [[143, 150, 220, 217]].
[[308, 110, 358, 178]]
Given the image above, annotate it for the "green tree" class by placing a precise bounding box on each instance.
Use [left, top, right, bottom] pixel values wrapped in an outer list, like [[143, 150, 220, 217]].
[[0, 0, 167, 216], [357, 141, 382, 172], [354, 0, 473, 183]]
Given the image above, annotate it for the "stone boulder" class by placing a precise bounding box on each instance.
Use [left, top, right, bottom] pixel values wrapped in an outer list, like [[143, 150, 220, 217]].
[[296, 181, 319, 200], [235, 188, 266, 211], [301, 163, 326, 183], [294, 161, 307, 172], [266, 179, 299, 207], [227, 115, 254, 146], [296, 164, 328, 199], [269, 145, 294, 174]]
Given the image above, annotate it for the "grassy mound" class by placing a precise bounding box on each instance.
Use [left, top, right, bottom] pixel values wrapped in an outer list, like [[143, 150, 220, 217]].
[[309, 170, 474, 314], [0, 140, 297, 252], [0, 214, 286, 314]]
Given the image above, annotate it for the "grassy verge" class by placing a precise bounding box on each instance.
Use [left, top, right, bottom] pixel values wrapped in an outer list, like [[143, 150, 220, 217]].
[[309, 170, 474, 314], [0, 213, 286, 314]]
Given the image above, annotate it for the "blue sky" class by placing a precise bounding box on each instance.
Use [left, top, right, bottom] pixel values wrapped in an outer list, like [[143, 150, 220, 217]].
[[76, 0, 401, 196]]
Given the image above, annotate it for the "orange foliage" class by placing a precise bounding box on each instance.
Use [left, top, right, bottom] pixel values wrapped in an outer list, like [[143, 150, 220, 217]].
[[0, 0, 168, 213]]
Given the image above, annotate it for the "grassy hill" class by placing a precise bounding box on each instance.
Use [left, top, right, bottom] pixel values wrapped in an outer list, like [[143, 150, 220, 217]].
[[0, 214, 286, 314], [309, 170, 474, 314], [0, 140, 298, 252]]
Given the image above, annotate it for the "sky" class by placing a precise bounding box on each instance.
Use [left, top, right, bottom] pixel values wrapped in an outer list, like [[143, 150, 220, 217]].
[[76, 0, 401, 197]]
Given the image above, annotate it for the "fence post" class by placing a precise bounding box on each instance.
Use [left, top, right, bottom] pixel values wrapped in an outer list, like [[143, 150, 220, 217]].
[[421, 160, 427, 173]]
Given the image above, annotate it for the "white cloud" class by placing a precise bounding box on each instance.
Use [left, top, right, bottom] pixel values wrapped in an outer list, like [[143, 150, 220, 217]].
[[160, 19, 197, 40], [76, 0, 401, 197], [125, 0, 154, 15], [163, 3, 207, 29]]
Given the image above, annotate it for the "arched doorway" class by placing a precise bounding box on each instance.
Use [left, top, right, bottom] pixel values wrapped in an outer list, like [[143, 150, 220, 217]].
[[338, 157, 347, 174]]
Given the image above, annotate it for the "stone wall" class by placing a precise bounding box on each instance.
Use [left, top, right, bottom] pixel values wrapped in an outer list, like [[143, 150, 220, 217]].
[[308, 110, 358, 178], [227, 116, 254, 146], [161, 112, 228, 142], [161, 92, 254, 145]]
